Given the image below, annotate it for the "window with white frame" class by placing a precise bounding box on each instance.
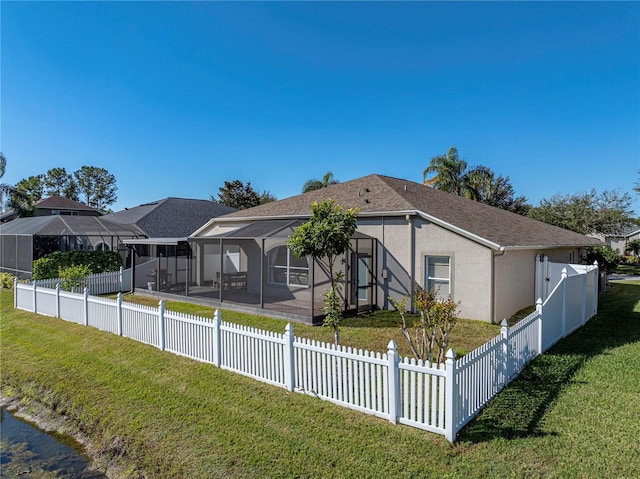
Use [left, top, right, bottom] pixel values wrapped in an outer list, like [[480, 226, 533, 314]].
[[425, 255, 450, 299], [268, 246, 309, 287]]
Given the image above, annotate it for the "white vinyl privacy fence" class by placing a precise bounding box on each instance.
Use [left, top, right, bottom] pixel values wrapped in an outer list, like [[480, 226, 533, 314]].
[[30, 267, 132, 295], [14, 262, 598, 442]]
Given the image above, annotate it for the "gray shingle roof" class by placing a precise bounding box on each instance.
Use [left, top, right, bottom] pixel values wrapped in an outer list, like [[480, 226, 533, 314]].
[[219, 174, 602, 249], [106, 197, 237, 238], [35, 196, 101, 213], [0, 215, 144, 236]]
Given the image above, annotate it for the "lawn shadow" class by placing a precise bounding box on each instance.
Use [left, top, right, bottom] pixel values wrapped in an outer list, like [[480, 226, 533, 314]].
[[457, 282, 640, 443]]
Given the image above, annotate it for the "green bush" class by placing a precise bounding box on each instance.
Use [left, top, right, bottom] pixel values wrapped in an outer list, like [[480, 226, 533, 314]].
[[583, 246, 620, 274], [621, 255, 639, 266], [32, 250, 123, 280], [58, 264, 93, 292], [0, 272, 16, 289]]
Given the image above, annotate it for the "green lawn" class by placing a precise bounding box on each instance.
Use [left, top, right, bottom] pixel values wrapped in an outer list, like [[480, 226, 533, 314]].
[[1, 282, 638, 478]]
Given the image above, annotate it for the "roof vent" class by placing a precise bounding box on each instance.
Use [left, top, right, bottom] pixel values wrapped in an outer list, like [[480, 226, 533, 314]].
[[404, 185, 408, 191], [364, 199, 370, 204]]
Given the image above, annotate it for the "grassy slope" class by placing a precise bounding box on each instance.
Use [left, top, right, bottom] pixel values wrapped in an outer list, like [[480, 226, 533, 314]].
[[1, 282, 638, 478]]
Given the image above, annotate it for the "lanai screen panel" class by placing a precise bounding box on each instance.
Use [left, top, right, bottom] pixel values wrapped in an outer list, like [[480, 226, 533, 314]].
[[0, 234, 34, 278]]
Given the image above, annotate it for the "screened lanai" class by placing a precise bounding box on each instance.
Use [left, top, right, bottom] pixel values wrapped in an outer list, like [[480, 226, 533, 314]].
[[0, 216, 144, 279], [188, 219, 377, 323]]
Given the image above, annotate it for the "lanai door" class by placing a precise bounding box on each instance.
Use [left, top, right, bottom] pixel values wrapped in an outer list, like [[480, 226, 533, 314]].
[[350, 253, 374, 313]]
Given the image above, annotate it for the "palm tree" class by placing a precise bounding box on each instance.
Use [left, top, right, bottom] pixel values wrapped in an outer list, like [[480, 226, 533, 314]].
[[302, 171, 339, 193], [423, 147, 491, 199]]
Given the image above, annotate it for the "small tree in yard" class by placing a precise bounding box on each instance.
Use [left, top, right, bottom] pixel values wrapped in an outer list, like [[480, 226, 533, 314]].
[[288, 200, 358, 345], [389, 287, 460, 364]]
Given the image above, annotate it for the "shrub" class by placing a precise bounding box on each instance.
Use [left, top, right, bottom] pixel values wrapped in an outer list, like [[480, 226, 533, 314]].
[[621, 255, 639, 266], [389, 287, 460, 364], [0, 272, 16, 289], [58, 264, 93, 292], [583, 246, 620, 274], [33, 250, 123, 280]]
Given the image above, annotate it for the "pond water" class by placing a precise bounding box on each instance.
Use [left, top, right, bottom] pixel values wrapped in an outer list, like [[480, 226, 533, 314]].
[[0, 407, 106, 478]]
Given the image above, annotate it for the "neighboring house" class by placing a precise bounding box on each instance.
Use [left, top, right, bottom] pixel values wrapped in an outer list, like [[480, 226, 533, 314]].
[[606, 226, 640, 254], [106, 197, 237, 238], [0, 216, 144, 278], [180, 174, 602, 324], [0, 195, 102, 223], [105, 198, 236, 290]]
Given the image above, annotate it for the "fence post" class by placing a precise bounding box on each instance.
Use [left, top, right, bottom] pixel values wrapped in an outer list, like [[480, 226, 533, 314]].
[[117, 292, 123, 336], [284, 323, 296, 392], [213, 309, 221, 367], [581, 270, 588, 325], [386, 340, 399, 425], [119, 266, 124, 293], [14, 277, 18, 308], [158, 299, 165, 351], [500, 319, 510, 385], [592, 260, 599, 316], [444, 348, 457, 443], [561, 268, 568, 339], [536, 298, 543, 355], [83, 287, 89, 326], [33, 281, 37, 314], [56, 283, 61, 318]]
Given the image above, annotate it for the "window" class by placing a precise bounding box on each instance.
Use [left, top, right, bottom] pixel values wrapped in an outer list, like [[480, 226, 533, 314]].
[[425, 255, 450, 299], [52, 210, 79, 216], [268, 246, 309, 287]]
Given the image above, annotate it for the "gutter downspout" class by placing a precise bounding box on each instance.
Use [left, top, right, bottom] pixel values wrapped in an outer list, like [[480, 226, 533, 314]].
[[407, 214, 415, 312], [491, 247, 506, 323]]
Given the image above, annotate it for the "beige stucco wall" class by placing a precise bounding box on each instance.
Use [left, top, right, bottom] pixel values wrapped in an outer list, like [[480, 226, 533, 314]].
[[494, 246, 586, 323], [494, 249, 535, 323], [358, 216, 495, 322]]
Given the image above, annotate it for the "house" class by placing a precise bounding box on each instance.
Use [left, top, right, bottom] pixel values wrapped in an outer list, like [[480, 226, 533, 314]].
[[0, 215, 144, 278], [605, 226, 640, 254], [0, 195, 102, 223], [182, 174, 602, 324], [105, 198, 236, 290]]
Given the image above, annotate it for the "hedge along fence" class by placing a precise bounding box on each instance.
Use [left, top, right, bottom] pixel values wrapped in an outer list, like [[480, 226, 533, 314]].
[[32, 250, 123, 280], [14, 264, 598, 443]]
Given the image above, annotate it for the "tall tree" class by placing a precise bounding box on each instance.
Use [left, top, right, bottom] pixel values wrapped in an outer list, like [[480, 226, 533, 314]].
[[43, 167, 78, 200], [0, 152, 14, 209], [423, 147, 491, 199], [288, 200, 358, 345], [259, 190, 277, 205], [634, 170, 640, 195], [302, 171, 339, 193], [9, 175, 44, 217], [74, 166, 118, 211], [528, 189, 634, 236], [475, 173, 530, 215], [215, 180, 261, 209]]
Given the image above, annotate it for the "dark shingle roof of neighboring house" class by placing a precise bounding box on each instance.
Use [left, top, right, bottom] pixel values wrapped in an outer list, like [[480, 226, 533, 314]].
[[35, 196, 102, 214], [0, 215, 144, 236], [106, 197, 237, 238], [0, 196, 101, 222], [214, 174, 602, 250]]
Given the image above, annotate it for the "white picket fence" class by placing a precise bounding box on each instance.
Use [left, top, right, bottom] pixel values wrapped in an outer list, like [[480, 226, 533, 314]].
[[13, 262, 598, 442]]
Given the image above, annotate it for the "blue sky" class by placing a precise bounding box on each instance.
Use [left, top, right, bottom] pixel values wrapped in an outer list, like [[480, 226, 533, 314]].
[[2, 1, 639, 214]]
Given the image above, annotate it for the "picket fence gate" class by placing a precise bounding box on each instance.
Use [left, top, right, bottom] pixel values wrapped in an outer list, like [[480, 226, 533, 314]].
[[13, 263, 598, 442]]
